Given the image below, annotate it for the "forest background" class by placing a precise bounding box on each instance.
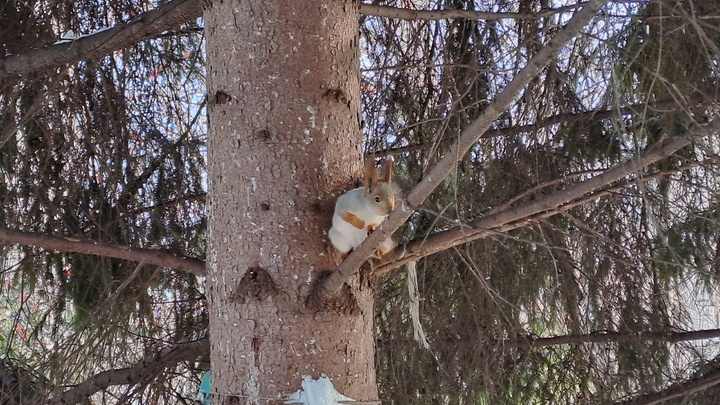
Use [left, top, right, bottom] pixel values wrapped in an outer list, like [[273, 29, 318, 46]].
[[2, 0, 720, 404]]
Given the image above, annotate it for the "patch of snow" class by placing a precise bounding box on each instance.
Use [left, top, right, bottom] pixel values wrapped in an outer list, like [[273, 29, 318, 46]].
[[285, 375, 355, 404], [54, 30, 77, 44]]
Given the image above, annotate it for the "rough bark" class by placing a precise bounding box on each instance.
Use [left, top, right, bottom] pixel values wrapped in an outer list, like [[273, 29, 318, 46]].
[[204, 0, 377, 403]]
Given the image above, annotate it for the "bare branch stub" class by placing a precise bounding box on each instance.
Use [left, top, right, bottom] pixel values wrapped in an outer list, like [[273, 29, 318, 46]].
[[230, 266, 280, 303], [306, 272, 360, 316]]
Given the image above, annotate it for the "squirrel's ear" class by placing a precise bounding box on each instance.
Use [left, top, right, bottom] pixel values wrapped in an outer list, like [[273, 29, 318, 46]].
[[382, 155, 394, 183], [364, 158, 378, 193]]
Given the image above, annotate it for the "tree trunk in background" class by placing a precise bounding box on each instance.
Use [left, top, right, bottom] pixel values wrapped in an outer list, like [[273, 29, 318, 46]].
[[204, 0, 378, 403]]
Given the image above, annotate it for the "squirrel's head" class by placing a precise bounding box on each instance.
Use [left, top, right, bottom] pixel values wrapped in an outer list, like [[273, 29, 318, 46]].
[[364, 156, 397, 215]]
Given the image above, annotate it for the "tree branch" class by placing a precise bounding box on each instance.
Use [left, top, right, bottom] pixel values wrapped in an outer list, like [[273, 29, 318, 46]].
[[0, 0, 203, 82], [44, 337, 209, 405], [379, 328, 720, 404], [378, 328, 720, 349], [0, 227, 205, 276], [367, 92, 714, 158], [372, 119, 720, 275], [358, 3, 581, 21], [0, 0, 586, 83], [509, 328, 720, 348], [615, 365, 720, 405], [127, 193, 207, 216], [315, 0, 609, 297]]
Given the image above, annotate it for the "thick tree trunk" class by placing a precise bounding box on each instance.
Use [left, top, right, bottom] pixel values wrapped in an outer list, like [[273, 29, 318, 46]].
[[204, 0, 378, 403]]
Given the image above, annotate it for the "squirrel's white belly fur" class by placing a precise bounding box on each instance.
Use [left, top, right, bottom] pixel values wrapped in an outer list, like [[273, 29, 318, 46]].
[[328, 188, 388, 254], [328, 216, 368, 254]]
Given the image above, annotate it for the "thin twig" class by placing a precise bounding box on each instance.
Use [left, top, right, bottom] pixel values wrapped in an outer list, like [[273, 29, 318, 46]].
[[366, 91, 715, 159], [359, 3, 581, 21]]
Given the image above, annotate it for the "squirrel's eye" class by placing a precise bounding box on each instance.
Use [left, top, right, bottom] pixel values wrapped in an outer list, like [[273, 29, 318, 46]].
[[375, 196, 381, 203]]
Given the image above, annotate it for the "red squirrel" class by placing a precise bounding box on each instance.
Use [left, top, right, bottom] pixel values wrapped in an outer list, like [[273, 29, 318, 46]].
[[328, 156, 398, 264]]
